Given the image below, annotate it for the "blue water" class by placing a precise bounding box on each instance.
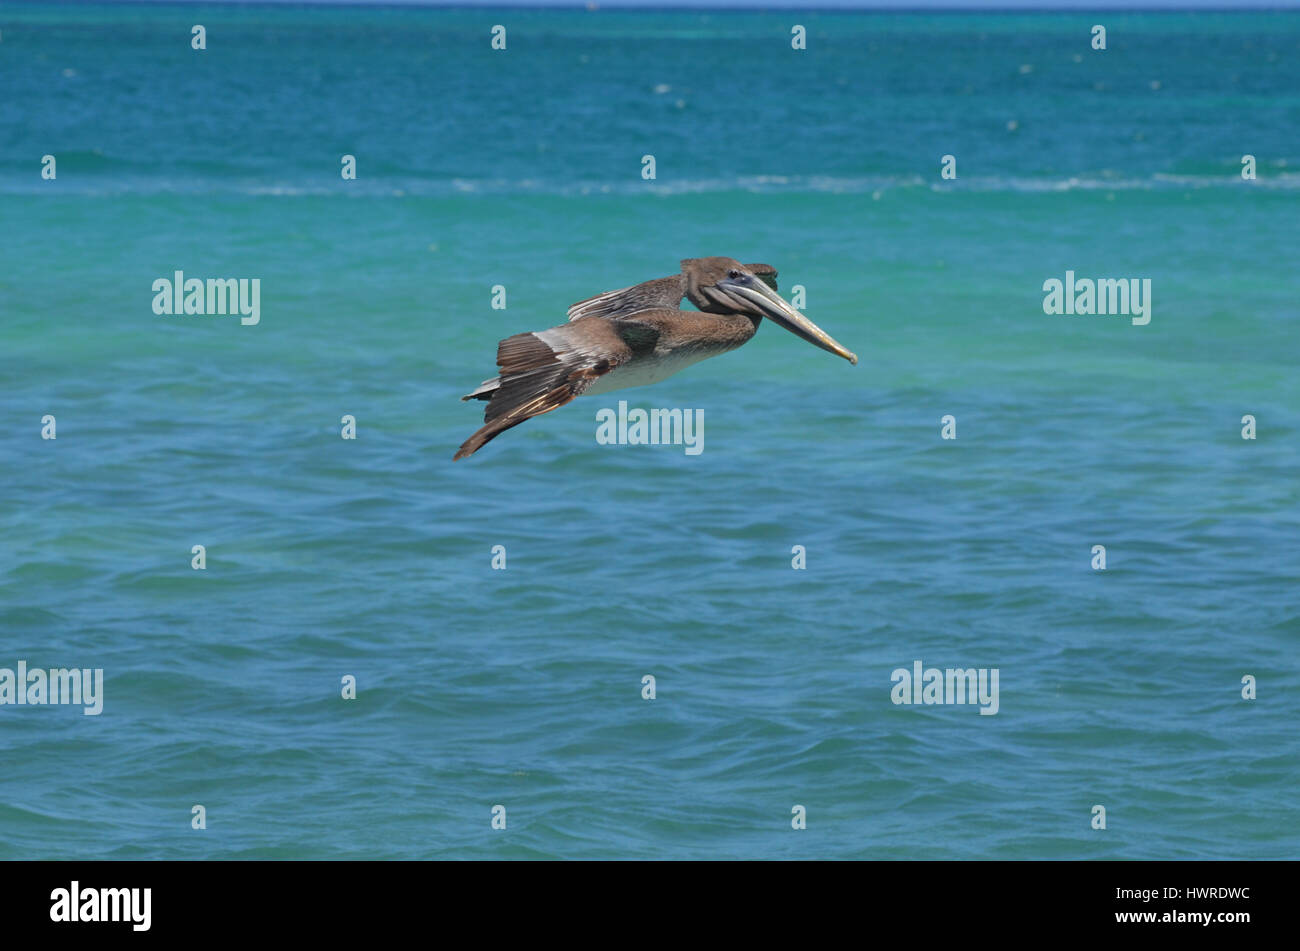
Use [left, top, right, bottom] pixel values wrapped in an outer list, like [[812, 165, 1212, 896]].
[[1, 3, 1297, 858]]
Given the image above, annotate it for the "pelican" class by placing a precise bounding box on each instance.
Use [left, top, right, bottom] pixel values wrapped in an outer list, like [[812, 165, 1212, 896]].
[[454, 256, 857, 459]]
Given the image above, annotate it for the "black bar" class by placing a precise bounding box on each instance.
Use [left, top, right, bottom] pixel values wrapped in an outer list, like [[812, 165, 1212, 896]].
[[0, 860, 1276, 937]]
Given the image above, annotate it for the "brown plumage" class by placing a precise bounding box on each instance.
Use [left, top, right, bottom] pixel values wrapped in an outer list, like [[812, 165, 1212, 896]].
[[564, 263, 777, 323], [453, 317, 653, 461], [454, 257, 856, 460]]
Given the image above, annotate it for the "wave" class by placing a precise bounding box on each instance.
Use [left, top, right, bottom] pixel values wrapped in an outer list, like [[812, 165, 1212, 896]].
[[4, 170, 1299, 198]]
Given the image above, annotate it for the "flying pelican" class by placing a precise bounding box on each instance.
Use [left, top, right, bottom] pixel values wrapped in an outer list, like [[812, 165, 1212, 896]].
[[454, 257, 857, 459]]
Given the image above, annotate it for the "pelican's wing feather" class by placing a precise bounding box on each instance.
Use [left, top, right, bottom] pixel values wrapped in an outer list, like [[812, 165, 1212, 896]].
[[567, 275, 685, 322], [455, 317, 660, 459]]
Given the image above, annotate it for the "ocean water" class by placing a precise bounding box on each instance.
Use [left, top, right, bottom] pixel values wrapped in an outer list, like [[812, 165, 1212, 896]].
[[1, 2, 1297, 859]]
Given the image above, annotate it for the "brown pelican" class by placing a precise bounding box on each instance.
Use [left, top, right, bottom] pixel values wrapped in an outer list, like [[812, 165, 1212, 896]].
[[454, 257, 857, 460]]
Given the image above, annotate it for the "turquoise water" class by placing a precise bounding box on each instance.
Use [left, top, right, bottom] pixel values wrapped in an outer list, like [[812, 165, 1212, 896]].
[[1, 3, 1297, 858]]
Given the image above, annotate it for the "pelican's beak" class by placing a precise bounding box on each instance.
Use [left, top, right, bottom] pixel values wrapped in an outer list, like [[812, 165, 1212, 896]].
[[719, 275, 858, 365]]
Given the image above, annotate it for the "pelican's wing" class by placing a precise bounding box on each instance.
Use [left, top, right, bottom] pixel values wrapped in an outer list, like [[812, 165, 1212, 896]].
[[745, 263, 778, 292], [567, 274, 685, 322], [455, 317, 660, 460]]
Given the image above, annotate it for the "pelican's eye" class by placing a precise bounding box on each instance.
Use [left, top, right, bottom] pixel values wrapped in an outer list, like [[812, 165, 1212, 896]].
[[727, 269, 743, 280]]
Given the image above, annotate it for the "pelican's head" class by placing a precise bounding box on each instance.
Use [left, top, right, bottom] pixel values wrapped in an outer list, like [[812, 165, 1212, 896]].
[[681, 257, 858, 365]]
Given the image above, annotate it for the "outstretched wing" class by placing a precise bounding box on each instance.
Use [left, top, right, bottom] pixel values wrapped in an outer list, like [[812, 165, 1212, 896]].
[[567, 264, 776, 320], [567, 274, 685, 322], [454, 318, 660, 460]]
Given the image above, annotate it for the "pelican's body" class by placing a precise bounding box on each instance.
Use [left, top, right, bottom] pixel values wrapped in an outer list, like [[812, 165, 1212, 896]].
[[567, 309, 757, 395], [454, 257, 856, 459]]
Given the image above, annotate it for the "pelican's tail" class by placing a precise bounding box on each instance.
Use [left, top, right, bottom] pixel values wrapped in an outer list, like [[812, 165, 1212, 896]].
[[454, 321, 639, 461], [461, 378, 499, 401], [453, 331, 579, 460], [453, 413, 532, 461]]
